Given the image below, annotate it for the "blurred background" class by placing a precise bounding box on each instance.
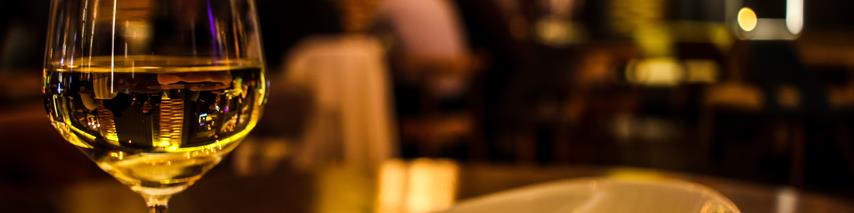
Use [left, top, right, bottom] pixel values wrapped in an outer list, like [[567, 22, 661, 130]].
[[2, 0, 854, 212]]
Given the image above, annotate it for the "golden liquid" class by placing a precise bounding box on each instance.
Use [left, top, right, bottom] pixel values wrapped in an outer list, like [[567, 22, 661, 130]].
[[44, 57, 266, 195]]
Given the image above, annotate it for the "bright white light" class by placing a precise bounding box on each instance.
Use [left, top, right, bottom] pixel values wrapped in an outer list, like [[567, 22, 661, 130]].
[[786, 0, 804, 35]]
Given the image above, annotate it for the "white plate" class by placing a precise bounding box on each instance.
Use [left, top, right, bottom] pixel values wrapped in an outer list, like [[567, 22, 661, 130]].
[[441, 178, 740, 213]]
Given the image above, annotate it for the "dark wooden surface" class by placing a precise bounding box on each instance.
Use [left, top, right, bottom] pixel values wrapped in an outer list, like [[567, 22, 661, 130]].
[[0, 101, 852, 213]]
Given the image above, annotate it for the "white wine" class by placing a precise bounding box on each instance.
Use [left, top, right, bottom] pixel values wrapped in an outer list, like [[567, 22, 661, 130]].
[[44, 56, 266, 196]]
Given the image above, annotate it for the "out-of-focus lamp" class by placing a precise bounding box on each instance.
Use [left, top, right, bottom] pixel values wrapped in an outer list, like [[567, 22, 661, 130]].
[[729, 0, 803, 40]]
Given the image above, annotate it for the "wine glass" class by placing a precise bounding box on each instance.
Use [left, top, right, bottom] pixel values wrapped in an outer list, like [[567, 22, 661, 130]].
[[42, 0, 267, 212]]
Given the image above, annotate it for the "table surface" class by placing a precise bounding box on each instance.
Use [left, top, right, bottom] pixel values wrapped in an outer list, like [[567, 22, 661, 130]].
[[0, 102, 852, 213]]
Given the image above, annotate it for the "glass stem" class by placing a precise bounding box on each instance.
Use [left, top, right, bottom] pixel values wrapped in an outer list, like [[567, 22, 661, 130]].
[[145, 195, 170, 213]]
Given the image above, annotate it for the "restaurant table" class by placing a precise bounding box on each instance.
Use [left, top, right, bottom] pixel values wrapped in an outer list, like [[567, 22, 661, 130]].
[[1, 102, 853, 213]]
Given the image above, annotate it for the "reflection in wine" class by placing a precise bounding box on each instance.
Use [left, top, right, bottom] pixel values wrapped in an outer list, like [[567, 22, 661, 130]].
[[44, 57, 266, 197]]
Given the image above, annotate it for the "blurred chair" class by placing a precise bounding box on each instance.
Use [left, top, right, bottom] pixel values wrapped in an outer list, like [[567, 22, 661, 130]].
[[700, 41, 813, 186], [827, 84, 854, 109], [700, 81, 763, 157], [701, 82, 809, 185], [394, 52, 483, 159], [798, 35, 854, 181], [827, 84, 854, 175], [376, 0, 474, 99], [376, 0, 485, 159], [280, 35, 397, 168]]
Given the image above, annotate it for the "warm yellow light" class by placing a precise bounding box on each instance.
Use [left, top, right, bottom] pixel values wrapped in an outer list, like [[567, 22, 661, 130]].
[[684, 60, 719, 83], [626, 58, 684, 87], [376, 160, 408, 213], [375, 159, 459, 213], [737, 7, 758, 32], [607, 168, 665, 180], [406, 159, 458, 213]]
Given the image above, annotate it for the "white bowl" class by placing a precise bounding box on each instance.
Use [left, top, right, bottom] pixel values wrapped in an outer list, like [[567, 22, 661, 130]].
[[441, 178, 740, 213]]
